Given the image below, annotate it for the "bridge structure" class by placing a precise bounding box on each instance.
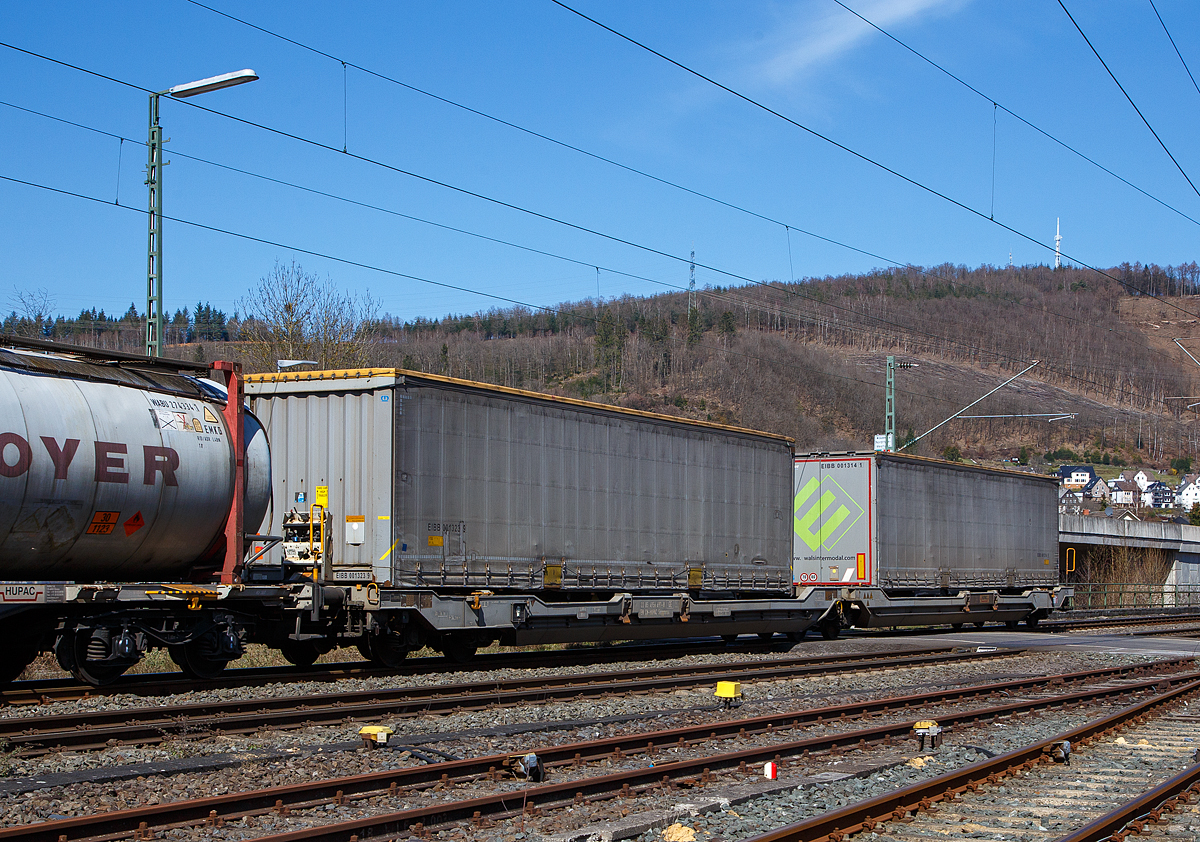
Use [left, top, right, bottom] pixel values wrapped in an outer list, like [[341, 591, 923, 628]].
[[1059, 514, 1200, 602]]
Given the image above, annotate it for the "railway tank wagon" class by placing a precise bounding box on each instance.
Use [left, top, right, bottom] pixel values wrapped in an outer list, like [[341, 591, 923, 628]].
[[245, 368, 823, 663], [0, 339, 277, 683]]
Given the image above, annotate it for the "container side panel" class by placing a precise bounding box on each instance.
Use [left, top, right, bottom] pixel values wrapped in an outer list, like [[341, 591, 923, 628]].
[[873, 453, 1058, 590], [393, 385, 791, 593]]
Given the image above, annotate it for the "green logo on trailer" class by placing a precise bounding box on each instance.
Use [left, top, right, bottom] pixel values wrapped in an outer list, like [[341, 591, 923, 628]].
[[794, 475, 865, 551]]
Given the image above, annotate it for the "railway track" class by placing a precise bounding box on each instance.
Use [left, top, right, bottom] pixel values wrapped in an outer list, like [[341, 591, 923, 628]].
[[743, 674, 1200, 842], [0, 645, 1009, 755], [1040, 614, 1200, 633], [2, 656, 1191, 841], [1, 637, 793, 706]]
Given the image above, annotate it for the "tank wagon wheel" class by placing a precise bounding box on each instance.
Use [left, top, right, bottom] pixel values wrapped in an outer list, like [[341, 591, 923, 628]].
[[0, 647, 38, 685], [168, 631, 239, 680], [0, 621, 45, 684], [54, 630, 132, 686]]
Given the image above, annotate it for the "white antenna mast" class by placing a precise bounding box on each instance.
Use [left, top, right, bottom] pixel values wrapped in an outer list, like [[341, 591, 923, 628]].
[[1054, 218, 1062, 269]]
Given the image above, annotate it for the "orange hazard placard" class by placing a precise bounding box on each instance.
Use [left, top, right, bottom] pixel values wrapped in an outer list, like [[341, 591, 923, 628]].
[[123, 511, 145, 537], [86, 511, 119, 535]]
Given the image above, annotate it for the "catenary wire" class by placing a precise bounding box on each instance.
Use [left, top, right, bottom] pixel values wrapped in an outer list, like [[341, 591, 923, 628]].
[[1147, 0, 1200, 99], [1058, 0, 1200, 199], [830, 0, 1200, 228], [1, 96, 1180, 388]]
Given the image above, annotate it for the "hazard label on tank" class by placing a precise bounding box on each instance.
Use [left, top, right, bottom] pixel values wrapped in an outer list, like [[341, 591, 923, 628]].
[[86, 511, 120, 535], [124, 511, 145, 536]]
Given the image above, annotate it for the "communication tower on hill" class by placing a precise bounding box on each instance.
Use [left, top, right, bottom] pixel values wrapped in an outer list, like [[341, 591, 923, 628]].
[[1055, 218, 1062, 269]]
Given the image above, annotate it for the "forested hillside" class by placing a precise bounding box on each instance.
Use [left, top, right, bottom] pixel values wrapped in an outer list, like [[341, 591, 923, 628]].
[[7, 259, 1200, 468]]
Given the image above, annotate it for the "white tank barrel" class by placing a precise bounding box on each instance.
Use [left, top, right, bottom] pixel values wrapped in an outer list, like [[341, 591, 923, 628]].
[[0, 360, 270, 581]]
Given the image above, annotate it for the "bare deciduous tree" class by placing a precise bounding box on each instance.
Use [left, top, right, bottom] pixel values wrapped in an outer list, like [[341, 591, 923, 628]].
[[238, 261, 379, 373], [7, 287, 55, 337]]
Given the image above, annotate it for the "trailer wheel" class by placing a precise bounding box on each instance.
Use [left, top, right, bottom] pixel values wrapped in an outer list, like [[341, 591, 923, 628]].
[[280, 641, 321, 668]]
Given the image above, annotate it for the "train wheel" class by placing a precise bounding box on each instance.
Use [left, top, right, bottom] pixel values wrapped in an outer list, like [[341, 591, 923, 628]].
[[820, 618, 840, 640], [280, 641, 321, 668], [721, 634, 739, 644], [974, 621, 986, 628], [362, 632, 409, 669], [1005, 620, 1020, 630], [785, 628, 806, 643], [441, 635, 478, 664], [169, 636, 233, 680], [950, 623, 963, 630], [0, 646, 38, 685], [757, 632, 775, 640], [58, 630, 131, 686], [1025, 616, 1040, 629]]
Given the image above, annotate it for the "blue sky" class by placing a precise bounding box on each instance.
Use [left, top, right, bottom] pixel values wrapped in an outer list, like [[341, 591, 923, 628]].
[[2, 1, 1198, 324]]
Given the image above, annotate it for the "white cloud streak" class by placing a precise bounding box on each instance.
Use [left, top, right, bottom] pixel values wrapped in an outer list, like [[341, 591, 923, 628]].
[[753, 0, 968, 86]]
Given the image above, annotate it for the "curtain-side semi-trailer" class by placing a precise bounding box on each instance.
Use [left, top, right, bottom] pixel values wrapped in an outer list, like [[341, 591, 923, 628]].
[[791, 451, 1071, 630]]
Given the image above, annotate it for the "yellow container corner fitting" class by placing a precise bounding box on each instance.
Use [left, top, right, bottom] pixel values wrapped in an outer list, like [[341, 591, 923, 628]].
[[715, 680, 742, 699]]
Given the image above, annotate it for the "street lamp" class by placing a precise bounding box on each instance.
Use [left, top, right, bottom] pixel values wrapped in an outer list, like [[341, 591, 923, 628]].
[[145, 69, 258, 357]]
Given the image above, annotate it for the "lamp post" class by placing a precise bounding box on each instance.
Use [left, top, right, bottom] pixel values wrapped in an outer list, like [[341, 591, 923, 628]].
[[145, 69, 258, 357]]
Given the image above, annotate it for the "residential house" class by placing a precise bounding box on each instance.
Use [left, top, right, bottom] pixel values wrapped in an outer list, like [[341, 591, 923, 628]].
[[1178, 475, 1200, 511], [1057, 465, 1098, 489], [1058, 486, 1085, 514], [1120, 469, 1153, 491], [1084, 477, 1111, 502], [1109, 478, 1140, 506], [1143, 481, 1176, 509]]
